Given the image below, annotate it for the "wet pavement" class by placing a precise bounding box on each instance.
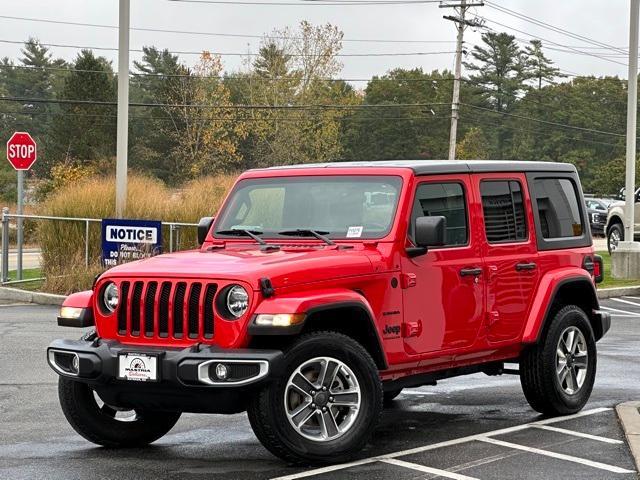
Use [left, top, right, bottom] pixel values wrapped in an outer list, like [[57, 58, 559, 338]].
[[0, 297, 638, 480]]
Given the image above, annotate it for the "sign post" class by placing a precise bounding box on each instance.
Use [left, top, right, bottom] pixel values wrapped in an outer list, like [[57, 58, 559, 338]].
[[6, 132, 37, 281]]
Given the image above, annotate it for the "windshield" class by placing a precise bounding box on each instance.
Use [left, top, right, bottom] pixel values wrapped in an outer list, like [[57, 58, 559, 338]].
[[215, 175, 403, 240]]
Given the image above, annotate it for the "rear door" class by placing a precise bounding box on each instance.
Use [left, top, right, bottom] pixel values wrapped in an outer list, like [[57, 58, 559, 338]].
[[473, 173, 539, 344]]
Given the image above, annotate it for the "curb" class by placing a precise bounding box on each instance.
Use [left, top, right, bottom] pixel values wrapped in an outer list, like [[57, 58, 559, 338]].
[[0, 286, 65, 306], [617, 402, 640, 473], [598, 286, 640, 299]]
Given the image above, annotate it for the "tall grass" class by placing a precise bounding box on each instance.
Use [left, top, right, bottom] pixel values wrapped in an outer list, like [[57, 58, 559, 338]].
[[37, 174, 236, 294]]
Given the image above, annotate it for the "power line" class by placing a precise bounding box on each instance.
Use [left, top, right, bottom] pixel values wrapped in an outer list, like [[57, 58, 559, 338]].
[[0, 108, 452, 123], [483, 1, 627, 55], [462, 110, 624, 149], [0, 38, 456, 58], [461, 103, 625, 137], [0, 95, 451, 110], [0, 63, 462, 84], [0, 14, 454, 45], [168, 0, 442, 5], [476, 16, 628, 67]]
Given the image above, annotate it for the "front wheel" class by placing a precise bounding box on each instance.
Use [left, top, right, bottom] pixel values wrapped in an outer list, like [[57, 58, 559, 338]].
[[247, 332, 383, 464], [520, 305, 597, 415], [58, 377, 181, 447]]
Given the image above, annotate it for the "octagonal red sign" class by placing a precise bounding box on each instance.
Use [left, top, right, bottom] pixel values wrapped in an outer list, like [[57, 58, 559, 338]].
[[6, 131, 37, 171]]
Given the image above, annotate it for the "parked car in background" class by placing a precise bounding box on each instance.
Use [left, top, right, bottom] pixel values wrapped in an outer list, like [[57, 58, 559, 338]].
[[585, 198, 613, 236], [606, 187, 640, 253]]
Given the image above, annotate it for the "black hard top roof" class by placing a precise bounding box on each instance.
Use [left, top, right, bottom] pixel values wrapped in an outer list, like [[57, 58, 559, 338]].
[[258, 160, 576, 175]]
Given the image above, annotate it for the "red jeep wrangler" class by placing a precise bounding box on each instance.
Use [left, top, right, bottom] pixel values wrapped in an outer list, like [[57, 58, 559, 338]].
[[48, 161, 609, 464]]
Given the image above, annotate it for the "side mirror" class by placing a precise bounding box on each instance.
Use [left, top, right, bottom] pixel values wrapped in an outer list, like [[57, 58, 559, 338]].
[[408, 216, 446, 258], [197, 217, 215, 246]]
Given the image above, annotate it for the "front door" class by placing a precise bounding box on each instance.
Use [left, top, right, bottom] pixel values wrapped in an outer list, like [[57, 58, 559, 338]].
[[473, 173, 539, 344], [401, 174, 485, 356]]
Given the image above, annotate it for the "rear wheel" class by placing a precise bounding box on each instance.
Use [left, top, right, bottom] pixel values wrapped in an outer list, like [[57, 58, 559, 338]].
[[520, 305, 596, 415], [58, 377, 181, 447], [247, 331, 383, 464], [608, 222, 623, 254]]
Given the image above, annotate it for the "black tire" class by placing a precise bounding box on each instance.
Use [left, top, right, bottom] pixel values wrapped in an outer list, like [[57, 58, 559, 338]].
[[58, 377, 181, 447], [383, 389, 403, 405], [520, 305, 597, 416], [607, 222, 624, 254], [247, 331, 383, 465]]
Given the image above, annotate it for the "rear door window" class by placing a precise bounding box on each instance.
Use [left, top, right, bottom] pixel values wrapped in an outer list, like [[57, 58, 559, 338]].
[[480, 180, 527, 243]]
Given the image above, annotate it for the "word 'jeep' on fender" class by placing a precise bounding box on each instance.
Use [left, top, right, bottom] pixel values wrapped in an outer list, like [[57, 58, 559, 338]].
[[48, 160, 609, 465]]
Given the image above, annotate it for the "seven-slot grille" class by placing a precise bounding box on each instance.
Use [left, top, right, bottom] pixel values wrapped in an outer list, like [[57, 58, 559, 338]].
[[116, 280, 217, 339]]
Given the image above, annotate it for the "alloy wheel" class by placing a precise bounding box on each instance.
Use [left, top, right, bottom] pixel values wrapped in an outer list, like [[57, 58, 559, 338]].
[[284, 356, 361, 442], [556, 327, 589, 395]]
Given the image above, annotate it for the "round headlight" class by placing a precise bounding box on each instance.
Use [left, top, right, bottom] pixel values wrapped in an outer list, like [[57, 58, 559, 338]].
[[226, 285, 249, 318], [102, 282, 119, 313]]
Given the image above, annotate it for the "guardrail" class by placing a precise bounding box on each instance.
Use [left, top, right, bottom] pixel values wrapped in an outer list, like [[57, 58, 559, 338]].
[[0, 207, 197, 285]]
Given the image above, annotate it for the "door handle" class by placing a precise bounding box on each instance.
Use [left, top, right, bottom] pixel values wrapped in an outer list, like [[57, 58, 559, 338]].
[[460, 267, 482, 277], [515, 262, 537, 271]]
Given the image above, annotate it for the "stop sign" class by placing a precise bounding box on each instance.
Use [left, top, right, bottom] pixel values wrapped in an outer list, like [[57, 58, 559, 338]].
[[6, 132, 37, 171]]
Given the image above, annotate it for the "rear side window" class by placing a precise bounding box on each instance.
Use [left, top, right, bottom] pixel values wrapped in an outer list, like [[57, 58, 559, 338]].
[[531, 178, 584, 239], [411, 182, 468, 246], [480, 180, 527, 243]]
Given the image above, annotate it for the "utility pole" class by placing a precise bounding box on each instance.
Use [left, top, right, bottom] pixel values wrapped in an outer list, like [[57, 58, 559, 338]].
[[624, 0, 639, 245], [611, 0, 640, 280], [441, 1, 484, 160], [115, 0, 130, 218]]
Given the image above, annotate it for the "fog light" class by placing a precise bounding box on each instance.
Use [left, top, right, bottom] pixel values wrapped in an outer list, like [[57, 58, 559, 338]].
[[71, 355, 80, 374], [255, 313, 305, 327], [215, 363, 228, 380]]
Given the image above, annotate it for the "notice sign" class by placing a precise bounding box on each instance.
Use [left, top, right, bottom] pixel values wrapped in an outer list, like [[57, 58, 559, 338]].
[[102, 219, 162, 267]]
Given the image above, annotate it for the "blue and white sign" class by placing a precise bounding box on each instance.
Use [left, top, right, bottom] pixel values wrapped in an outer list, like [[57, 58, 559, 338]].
[[102, 219, 162, 267]]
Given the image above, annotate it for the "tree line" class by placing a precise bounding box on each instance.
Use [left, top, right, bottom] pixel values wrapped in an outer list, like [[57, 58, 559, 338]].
[[0, 23, 632, 202]]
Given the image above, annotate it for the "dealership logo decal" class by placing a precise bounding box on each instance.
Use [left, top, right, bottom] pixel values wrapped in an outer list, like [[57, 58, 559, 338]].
[[124, 358, 152, 378]]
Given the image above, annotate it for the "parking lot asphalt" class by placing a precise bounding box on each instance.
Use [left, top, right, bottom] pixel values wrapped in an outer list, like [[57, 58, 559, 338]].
[[1, 297, 639, 480]]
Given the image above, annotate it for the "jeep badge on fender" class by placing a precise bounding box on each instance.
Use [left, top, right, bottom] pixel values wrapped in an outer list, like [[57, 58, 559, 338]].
[[48, 160, 609, 465]]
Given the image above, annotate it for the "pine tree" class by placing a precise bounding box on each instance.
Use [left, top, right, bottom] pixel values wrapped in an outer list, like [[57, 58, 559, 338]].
[[50, 50, 116, 164], [464, 32, 526, 113], [523, 40, 563, 90]]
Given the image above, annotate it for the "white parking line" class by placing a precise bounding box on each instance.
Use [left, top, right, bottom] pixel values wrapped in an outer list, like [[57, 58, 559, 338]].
[[531, 424, 623, 444], [600, 305, 640, 317], [479, 437, 633, 474], [623, 296, 640, 300], [381, 458, 480, 480], [270, 408, 612, 480], [611, 298, 640, 309], [401, 390, 437, 396]]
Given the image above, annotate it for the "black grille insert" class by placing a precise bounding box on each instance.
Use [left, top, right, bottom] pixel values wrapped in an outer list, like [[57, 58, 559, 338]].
[[117, 281, 130, 334], [173, 282, 187, 338]]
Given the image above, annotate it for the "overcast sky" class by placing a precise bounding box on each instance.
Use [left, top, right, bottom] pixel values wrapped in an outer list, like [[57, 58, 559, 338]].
[[0, 0, 632, 86]]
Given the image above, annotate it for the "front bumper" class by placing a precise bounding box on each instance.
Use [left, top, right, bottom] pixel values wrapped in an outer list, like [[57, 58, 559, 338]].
[[47, 338, 283, 414]]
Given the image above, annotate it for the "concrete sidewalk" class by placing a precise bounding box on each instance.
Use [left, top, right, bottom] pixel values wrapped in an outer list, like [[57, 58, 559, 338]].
[[617, 402, 640, 473]]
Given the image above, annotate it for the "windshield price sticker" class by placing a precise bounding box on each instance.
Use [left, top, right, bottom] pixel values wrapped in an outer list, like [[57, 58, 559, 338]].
[[101, 218, 162, 267], [346, 226, 364, 238]]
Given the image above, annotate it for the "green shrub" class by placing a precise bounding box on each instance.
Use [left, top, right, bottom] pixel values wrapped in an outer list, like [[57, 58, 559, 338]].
[[37, 173, 236, 294]]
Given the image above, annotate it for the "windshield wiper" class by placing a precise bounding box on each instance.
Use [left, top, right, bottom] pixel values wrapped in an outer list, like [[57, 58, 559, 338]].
[[278, 229, 335, 246], [216, 229, 279, 251]]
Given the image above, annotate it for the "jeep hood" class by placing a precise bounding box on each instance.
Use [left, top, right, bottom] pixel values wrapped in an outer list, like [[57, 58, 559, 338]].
[[101, 246, 376, 289]]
